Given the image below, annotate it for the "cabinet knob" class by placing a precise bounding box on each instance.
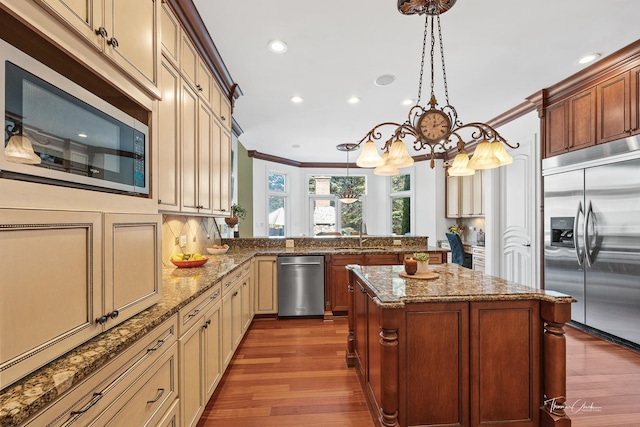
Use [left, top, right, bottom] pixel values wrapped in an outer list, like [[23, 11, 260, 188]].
[[108, 310, 119, 319], [107, 37, 119, 48], [196, 84, 203, 92], [221, 116, 226, 121], [95, 27, 108, 38], [233, 291, 238, 297], [96, 315, 108, 325]]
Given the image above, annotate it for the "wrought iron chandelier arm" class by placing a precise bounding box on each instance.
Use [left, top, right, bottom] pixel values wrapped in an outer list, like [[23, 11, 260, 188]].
[[357, 122, 419, 149]]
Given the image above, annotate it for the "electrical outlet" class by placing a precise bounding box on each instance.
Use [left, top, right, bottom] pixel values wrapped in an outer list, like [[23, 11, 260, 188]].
[[175, 237, 179, 246], [286, 239, 294, 248], [393, 239, 402, 246], [179, 235, 187, 248]]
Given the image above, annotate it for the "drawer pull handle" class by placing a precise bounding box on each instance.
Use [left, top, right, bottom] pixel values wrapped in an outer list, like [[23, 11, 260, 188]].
[[186, 308, 201, 320], [69, 392, 103, 416], [147, 338, 166, 353], [146, 388, 165, 404], [210, 290, 220, 301]]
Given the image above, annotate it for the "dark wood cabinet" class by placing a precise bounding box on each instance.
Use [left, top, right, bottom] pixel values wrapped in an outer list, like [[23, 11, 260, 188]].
[[330, 255, 363, 313], [631, 65, 640, 136], [364, 253, 401, 265], [569, 87, 597, 151], [544, 100, 568, 157], [597, 72, 631, 143]]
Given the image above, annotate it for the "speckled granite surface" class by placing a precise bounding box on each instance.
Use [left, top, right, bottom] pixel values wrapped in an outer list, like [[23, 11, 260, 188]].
[[349, 264, 574, 307], [0, 244, 439, 427]]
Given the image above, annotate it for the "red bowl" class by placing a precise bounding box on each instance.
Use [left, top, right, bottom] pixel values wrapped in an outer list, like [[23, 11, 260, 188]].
[[171, 257, 208, 268]]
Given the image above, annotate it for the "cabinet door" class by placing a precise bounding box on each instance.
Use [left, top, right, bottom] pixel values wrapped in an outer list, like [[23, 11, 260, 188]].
[[38, 0, 103, 48], [544, 101, 568, 157], [179, 318, 205, 427], [181, 81, 199, 212], [568, 87, 596, 151], [160, 1, 180, 65], [103, 213, 161, 329], [158, 60, 181, 211], [255, 256, 278, 314], [220, 96, 232, 132], [197, 58, 213, 106], [460, 175, 473, 216], [631, 65, 640, 136], [197, 102, 214, 214], [597, 72, 630, 143], [446, 175, 460, 218], [241, 273, 252, 332], [203, 301, 222, 400], [0, 209, 103, 390], [472, 170, 483, 216], [470, 300, 540, 426], [353, 281, 368, 381], [103, 0, 159, 88], [180, 34, 198, 89], [231, 284, 243, 349], [330, 255, 363, 313], [221, 290, 234, 367], [220, 129, 232, 214]]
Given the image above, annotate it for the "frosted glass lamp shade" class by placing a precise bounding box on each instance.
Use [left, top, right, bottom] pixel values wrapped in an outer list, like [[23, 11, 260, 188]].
[[448, 152, 475, 176], [4, 134, 41, 164], [388, 139, 414, 168], [374, 152, 400, 176], [491, 141, 513, 166], [468, 141, 500, 170], [356, 140, 384, 167]]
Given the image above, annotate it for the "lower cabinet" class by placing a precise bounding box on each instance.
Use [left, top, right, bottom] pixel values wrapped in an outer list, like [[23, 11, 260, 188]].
[[221, 265, 249, 369], [178, 284, 222, 427], [349, 274, 542, 427], [21, 316, 179, 427], [0, 209, 161, 390], [254, 256, 278, 314], [330, 255, 364, 313]]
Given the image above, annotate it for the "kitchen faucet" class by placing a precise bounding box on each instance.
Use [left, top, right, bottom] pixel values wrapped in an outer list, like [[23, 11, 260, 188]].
[[359, 221, 368, 248]]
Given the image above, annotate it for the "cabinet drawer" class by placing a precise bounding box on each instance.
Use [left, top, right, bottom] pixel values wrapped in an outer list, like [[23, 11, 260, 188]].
[[221, 268, 245, 296], [364, 254, 401, 265], [90, 343, 178, 427], [21, 315, 178, 427], [178, 284, 222, 337], [331, 255, 364, 266]]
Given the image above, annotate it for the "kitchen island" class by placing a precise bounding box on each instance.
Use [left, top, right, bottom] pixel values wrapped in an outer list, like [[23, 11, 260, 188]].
[[346, 264, 573, 427]]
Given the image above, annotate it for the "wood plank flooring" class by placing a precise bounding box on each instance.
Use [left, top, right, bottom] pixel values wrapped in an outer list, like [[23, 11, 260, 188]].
[[198, 318, 640, 427]]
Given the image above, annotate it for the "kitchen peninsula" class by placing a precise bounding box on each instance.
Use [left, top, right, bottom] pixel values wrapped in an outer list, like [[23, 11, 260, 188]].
[[346, 264, 573, 427]]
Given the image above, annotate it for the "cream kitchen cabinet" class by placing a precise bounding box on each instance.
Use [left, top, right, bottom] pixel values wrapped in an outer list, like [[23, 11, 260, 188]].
[[0, 209, 161, 390], [178, 283, 222, 427], [20, 316, 178, 427], [221, 263, 251, 369], [157, 59, 181, 212], [254, 256, 278, 315], [472, 246, 486, 273], [447, 170, 483, 218], [36, 0, 160, 96], [181, 33, 215, 108]]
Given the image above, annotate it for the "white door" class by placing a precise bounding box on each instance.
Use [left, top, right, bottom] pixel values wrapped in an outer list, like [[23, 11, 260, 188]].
[[499, 134, 538, 286]]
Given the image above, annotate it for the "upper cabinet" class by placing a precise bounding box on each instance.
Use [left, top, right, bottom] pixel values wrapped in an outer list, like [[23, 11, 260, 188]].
[[37, 0, 160, 97], [542, 48, 640, 159], [157, 4, 232, 216], [446, 171, 483, 218]]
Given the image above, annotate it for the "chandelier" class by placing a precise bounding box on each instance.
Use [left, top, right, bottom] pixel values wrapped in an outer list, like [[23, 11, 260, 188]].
[[349, 0, 518, 177], [336, 143, 361, 204]]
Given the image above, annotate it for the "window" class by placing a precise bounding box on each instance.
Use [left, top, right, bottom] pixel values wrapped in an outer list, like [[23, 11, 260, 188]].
[[308, 175, 365, 236], [268, 172, 287, 236], [390, 174, 412, 236]]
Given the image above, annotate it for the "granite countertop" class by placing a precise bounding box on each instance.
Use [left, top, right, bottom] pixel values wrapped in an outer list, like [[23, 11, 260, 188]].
[[0, 244, 435, 426], [349, 264, 575, 308]]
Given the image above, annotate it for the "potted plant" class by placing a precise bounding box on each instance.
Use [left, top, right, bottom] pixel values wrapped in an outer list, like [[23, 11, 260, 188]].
[[414, 252, 430, 274], [225, 203, 247, 228]]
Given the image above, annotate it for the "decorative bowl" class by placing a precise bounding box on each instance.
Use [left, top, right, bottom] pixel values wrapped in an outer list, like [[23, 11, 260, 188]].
[[171, 257, 208, 268], [206, 247, 229, 255]]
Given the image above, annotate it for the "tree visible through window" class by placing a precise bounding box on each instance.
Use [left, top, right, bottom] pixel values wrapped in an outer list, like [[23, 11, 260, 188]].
[[391, 174, 411, 236], [268, 172, 286, 236], [309, 175, 366, 235]]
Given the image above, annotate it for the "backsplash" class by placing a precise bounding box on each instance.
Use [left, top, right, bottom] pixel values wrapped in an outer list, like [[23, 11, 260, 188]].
[[161, 215, 224, 266]]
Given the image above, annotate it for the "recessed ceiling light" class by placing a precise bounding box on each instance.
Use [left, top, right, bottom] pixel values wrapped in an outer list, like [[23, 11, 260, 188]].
[[268, 40, 288, 53], [347, 97, 360, 104], [290, 96, 304, 104], [577, 53, 601, 65], [292, 144, 301, 148], [374, 74, 396, 86], [78, 133, 87, 138], [402, 99, 415, 106]]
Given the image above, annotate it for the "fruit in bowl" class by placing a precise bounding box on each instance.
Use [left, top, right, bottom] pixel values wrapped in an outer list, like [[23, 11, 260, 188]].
[[171, 253, 208, 268], [206, 244, 229, 255]]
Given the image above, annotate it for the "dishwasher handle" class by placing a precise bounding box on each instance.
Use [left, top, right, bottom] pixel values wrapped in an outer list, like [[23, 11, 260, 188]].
[[279, 262, 323, 266]]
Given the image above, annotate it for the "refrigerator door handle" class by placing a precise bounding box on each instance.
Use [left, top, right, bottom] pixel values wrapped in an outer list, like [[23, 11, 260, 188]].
[[584, 200, 594, 267], [574, 200, 584, 265]]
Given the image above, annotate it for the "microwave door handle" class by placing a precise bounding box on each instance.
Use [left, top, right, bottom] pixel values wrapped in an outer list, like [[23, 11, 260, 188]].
[[574, 200, 584, 265], [584, 200, 594, 267]]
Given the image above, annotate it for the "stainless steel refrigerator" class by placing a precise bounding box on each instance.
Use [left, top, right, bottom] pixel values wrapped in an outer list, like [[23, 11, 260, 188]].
[[543, 137, 640, 346]]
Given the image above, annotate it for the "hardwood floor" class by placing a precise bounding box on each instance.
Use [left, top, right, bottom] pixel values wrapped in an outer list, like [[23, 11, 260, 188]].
[[198, 317, 375, 427], [198, 318, 640, 427]]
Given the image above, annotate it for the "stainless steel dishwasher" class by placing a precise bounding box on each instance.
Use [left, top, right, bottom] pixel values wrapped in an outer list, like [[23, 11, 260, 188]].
[[277, 256, 325, 317]]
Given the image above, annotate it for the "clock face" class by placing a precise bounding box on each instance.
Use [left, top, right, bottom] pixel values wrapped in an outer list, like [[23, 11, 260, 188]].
[[418, 110, 451, 142]]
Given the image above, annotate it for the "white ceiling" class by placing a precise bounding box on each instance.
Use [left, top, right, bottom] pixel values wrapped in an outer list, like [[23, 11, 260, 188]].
[[194, 0, 640, 163]]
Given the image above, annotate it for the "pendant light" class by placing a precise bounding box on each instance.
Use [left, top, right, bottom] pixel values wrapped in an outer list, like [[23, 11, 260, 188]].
[[336, 143, 361, 204]]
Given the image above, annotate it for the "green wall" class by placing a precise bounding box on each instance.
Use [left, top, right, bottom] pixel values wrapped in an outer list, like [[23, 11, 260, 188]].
[[237, 141, 253, 237]]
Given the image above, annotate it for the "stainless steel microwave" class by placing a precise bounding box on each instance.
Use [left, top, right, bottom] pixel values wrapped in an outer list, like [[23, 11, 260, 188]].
[[1, 39, 149, 196]]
